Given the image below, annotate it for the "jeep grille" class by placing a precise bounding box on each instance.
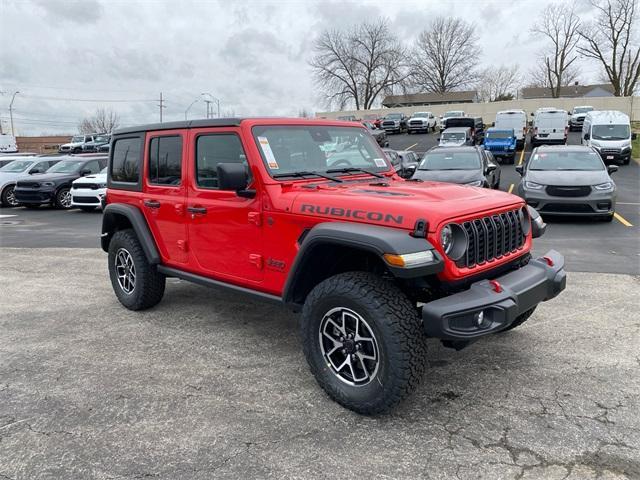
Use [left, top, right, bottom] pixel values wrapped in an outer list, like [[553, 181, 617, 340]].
[[457, 209, 525, 268]]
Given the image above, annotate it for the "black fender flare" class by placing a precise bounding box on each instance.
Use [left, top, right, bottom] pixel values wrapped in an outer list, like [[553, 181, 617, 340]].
[[101, 203, 160, 264], [282, 222, 443, 306]]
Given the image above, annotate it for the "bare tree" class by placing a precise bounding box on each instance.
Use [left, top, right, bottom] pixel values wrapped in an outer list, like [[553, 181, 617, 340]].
[[310, 19, 409, 110], [531, 4, 581, 98], [477, 65, 521, 102], [409, 17, 479, 93], [578, 0, 640, 96], [78, 108, 120, 133], [526, 61, 581, 89], [298, 108, 312, 118]]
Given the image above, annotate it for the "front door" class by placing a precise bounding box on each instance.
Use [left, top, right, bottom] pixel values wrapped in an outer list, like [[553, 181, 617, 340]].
[[142, 131, 189, 265], [186, 129, 263, 284]]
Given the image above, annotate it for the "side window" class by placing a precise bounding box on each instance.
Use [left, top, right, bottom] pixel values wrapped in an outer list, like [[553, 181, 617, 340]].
[[111, 137, 142, 183], [84, 160, 101, 174], [196, 134, 246, 189], [148, 136, 182, 186]]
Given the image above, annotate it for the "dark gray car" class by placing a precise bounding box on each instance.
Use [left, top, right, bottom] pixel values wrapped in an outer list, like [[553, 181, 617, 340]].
[[411, 146, 501, 188], [516, 145, 617, 221]]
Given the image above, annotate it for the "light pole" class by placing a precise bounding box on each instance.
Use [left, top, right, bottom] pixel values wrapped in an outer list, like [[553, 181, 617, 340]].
[[201, 93, 221, 118], [184, 97, 200, 120], [9, 91, 19, 136]]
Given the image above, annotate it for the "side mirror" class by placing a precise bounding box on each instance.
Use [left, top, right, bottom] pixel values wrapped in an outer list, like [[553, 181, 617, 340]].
[[29, 168, 42, 174], [217, 162, 253, 197], [632, 133, 637, 140], [486, 164, 497, 173], [584, 133, 590, 141], [436, 137, 440, 142], [530, 112, 534, 116], [515, 165, 524, 175], [401, 165, 416, 178], [607, 165, 618, 174], [80, 169, 92, 176], [491, 122, 495, 127]]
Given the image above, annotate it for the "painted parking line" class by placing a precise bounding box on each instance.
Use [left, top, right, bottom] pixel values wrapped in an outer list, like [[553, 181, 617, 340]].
[[517, 149, 525, 165], [406, 143, 418, 151], [614, 213, 633, 227], [508, 184, 514, 193], [0, 214, 17, 219]]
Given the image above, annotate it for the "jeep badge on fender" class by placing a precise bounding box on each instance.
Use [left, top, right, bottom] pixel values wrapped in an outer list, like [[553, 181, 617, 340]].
[[101, 117, 566, 415]]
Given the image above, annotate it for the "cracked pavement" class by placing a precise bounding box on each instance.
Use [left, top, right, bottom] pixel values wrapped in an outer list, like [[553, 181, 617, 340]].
[[0, 248, 639, 479]]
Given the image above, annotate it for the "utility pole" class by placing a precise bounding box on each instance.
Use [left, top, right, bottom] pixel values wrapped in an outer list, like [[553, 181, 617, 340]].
[[157, 92, 166, 123], [201, 93, 221, 118], [9, 91, 20, 136]]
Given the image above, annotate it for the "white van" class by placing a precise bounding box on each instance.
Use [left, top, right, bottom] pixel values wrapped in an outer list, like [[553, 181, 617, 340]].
[[0, 134, 18, 153], [582, 110, 636, 165], [531, 108, 568, 147], [494, 110, 527, 149]]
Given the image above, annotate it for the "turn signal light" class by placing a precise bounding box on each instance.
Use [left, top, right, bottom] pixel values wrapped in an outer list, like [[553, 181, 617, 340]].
[[383, 251, 435, 268]]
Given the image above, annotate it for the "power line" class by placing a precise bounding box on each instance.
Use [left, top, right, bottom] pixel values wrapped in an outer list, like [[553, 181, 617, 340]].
[[18, 93, 157, 103]]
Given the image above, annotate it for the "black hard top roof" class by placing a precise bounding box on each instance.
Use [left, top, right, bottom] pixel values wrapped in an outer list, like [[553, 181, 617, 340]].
[[114, 118, 243, 135]]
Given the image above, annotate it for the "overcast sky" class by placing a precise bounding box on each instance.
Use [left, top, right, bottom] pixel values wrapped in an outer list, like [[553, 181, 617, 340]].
[[0, 0, 600, 135]]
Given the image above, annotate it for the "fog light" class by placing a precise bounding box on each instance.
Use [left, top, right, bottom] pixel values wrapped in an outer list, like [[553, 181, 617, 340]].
[[474, 311, 484, 327]]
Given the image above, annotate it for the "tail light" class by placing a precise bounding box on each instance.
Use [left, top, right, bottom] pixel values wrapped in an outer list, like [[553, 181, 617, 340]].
[[534, 127, 538, 136], [564, 126, 568, 137]]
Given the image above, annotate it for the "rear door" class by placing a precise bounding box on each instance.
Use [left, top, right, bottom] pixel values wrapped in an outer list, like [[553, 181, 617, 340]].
[[538, 112, 566, 140], [186, 128, 263, 284], [142, 130, 189, 265]]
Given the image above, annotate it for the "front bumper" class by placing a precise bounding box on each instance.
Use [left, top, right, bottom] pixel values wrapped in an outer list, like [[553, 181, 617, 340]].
[[594, 149, 631, 164], [408, 123, 429, 131], [422, 250, 566, 340], [524, 189, 616, 216], [71, 187, 106, 207], [14, 189, 55, 205]]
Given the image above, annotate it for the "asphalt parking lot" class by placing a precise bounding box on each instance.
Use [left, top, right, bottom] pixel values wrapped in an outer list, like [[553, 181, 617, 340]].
[[1, 133, 639, 479], [1, 248, 639, 479]]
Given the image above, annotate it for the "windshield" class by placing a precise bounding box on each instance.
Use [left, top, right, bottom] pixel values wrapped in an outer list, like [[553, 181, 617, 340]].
[[419, 151, 480, 170], [71, 136, 84, 143], [592, 124, 630, 140], [528, 151, 604, 171], [100, 167, 108, 174], [441, 132, 465, 142], [252, 126, 388, 177], [385, 114, 402, 120], [0, 160, 32, 172], [574, 107, 593, 114], [444, 111, 463, 118], [486, 131, 513, 139], [413, 112, 429, 118], [46, 160, 83, 173]]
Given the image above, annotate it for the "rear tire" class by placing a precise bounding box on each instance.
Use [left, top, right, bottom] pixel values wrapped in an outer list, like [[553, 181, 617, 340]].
[[108, 229, 166, 311], [301, 271, 427, 415], [54, 187, 73, 209], [500, 307, 536, 332]]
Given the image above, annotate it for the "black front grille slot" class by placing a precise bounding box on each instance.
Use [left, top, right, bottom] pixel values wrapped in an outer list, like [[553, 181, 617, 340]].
[[546, 185, 591, 197], [458, 209, 525, 269]]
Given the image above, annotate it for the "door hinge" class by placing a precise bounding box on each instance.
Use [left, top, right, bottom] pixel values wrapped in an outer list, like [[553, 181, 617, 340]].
[[249, 254, 263, 269], [248, 211, 262, 226], [177, 240, 188, 252]]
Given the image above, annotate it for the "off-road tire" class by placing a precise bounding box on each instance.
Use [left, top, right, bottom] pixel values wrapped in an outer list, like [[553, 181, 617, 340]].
[[500, 307, 536, 332], [108, 229, 165, 311], [301, 271, 427, 415], [1, 184, 17, 207], [79, 206, 96, 212]]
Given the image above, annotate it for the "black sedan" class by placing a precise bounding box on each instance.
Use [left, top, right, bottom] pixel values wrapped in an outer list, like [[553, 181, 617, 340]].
[[411, 146, 501, 189], [14, 156, 107, 209]]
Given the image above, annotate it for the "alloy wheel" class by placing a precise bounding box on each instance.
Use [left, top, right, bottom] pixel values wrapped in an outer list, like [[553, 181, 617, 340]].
[[6, 186, 17, 206], [318, 307, 380, 386], [59, 189, 72, 208], [115, 248, 136, 294]]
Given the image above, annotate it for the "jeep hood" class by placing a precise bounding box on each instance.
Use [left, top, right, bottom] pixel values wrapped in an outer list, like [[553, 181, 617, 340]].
[[283, 178, 522, 232]]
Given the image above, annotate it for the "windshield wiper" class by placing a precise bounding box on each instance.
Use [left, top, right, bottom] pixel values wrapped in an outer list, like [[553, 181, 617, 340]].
[[326, 167, 384, 178], [272, 171, 342, 182]]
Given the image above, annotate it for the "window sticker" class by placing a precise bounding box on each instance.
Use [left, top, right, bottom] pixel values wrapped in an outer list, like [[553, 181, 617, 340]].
[[257, 136, 279, 170], [373, 158, 387, 168]]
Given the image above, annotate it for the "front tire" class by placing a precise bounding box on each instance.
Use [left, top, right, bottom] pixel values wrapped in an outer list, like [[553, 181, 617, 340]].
[[55, 187, 73, 209], [1, 184, 18, 207], [108, 229, 166, 311], [301, 272, 427, 414]]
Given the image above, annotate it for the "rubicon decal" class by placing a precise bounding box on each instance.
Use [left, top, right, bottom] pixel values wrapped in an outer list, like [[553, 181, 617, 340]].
[[300, 204, 403, 224]]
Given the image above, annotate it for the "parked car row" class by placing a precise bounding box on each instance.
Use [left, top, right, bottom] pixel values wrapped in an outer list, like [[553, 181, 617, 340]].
[[58, 133, 111, 154], [0, 154, 107, 209]]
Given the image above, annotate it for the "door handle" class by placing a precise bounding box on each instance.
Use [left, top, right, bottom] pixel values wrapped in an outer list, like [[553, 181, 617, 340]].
[[144, 200, 160, 209], [187, 206, 207, 215]]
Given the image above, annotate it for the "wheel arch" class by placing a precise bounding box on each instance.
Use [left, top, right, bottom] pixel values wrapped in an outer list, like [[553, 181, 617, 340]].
[[101, 203, 160, 264], [282, 222, 443, 309]]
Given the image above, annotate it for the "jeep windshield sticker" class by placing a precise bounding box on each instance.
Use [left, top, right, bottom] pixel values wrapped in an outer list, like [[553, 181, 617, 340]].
[[373, 158, 387, 168], [300, 204, 403, 224], [257, 136, 279, 169]]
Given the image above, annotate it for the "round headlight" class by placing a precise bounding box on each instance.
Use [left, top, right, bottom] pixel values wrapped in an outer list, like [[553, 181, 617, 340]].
[[441, 225, 453, 254]]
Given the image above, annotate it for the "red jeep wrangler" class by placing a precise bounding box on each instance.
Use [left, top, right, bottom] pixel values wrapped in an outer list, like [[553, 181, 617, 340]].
[[101, 118, 566, 414]]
